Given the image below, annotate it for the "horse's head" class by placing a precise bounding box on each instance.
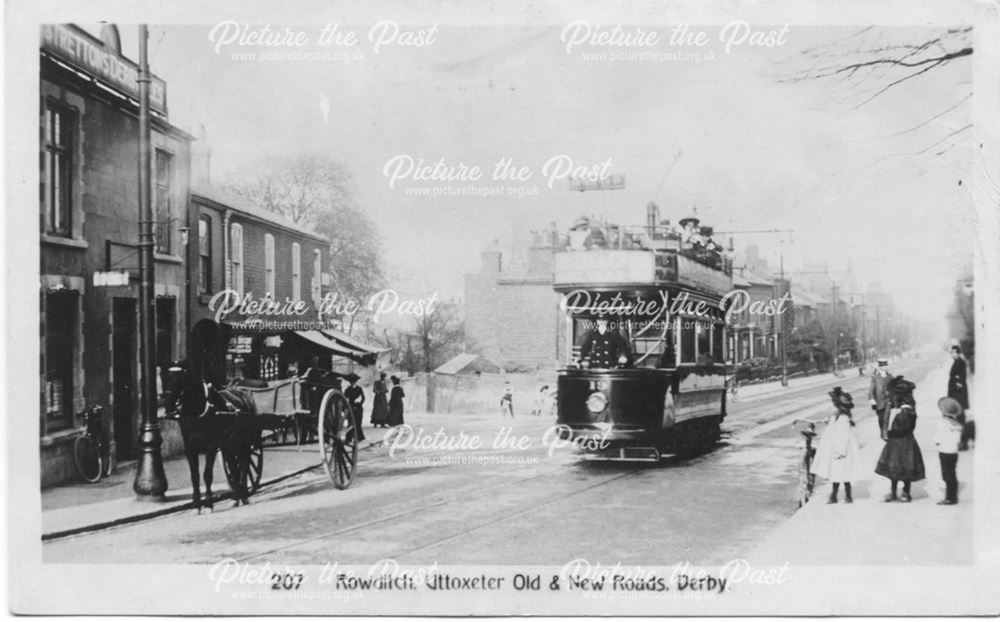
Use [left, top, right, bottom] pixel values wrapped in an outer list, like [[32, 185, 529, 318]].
[[163, 360, 210, 419]]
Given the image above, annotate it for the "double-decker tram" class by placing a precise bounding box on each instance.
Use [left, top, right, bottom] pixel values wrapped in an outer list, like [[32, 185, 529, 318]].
[[553, 212, 733, 460]]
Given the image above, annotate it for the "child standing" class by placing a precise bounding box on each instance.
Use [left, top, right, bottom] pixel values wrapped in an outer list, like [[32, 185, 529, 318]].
[[934, 397, 964, 505], [812, 387, 860, 503], [875, 376, 925, 502]]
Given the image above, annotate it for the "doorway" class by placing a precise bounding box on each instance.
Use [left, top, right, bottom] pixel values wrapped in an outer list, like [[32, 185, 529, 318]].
[[112, 298, 136, 460]]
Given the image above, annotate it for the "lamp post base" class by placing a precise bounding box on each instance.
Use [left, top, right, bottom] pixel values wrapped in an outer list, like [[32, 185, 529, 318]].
[[133, 422, 168, 498]]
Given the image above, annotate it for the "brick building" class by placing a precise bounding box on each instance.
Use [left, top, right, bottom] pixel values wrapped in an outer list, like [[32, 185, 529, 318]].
[[39, 24, 191, 485], [463, 235, 563, 371], [187, 177, 332, 381]]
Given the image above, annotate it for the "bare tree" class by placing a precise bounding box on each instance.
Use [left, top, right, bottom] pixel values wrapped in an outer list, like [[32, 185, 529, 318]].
[[224, 154, 385, 332], [779, 27, 973, 155]]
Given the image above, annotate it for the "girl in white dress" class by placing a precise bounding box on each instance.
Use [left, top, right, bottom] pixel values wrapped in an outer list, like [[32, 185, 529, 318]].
[[811, 387, 861, 504]]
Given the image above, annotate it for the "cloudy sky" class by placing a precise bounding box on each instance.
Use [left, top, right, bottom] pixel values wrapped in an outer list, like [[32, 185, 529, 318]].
[[94, 20, 973, 330]]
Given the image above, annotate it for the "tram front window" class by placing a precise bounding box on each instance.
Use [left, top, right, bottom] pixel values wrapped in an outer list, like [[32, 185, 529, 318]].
[[576, 318, 631, 369]]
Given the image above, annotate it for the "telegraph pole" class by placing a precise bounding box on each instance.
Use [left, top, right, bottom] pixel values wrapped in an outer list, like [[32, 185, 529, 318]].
[[780, 254, 788, 386], [831, 282, 839, 374], [133, 24, 168, 497]]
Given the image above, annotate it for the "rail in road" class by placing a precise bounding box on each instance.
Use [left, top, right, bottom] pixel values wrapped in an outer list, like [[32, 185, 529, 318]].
[[43, 354, 941, 564]]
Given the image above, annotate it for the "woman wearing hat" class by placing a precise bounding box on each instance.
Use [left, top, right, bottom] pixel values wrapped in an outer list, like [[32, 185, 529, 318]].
[[875, 376, 926, 502], [344, 373, 366, 442], [934, 397, 964, 505], [371, 372, 390, 428], [388, 375, 405, 426], [811, 387, 861, 503]]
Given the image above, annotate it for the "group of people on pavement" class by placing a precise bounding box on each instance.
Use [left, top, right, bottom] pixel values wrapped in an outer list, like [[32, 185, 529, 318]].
[[338, 372, 406, 443], [810, 346, 972, 506]]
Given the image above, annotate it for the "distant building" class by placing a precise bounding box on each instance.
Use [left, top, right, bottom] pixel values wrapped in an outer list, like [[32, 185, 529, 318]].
[[463, 232, 563, 370], [434, 353, 502, 376]]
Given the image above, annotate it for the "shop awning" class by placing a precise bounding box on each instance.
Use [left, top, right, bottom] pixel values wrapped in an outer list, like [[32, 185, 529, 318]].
[[318, 328, 389, 355], [287, 330, 383, 365]]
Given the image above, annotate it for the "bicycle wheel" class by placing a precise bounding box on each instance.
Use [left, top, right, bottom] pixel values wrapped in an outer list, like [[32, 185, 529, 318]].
[[74, 435, 103, 483], [102, 439, 116, 477]]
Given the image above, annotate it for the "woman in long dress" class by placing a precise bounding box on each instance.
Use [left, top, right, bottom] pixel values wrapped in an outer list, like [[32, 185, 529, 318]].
[[875, 376, 925, 502], [811, 387, 860, 503], [370, 372, 390, 428], [343, 373, 366, 442], [388, 375, 405, 426]]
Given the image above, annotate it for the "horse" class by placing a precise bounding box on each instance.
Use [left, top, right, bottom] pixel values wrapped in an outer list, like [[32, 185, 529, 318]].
[[162, 361, 258, 513]]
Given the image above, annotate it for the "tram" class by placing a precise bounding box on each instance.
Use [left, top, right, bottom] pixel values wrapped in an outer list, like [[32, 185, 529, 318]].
[[553, 210, 732, 460]]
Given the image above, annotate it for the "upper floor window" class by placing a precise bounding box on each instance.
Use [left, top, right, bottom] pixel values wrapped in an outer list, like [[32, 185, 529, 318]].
[[312, 249, 322, 306], [264, 233, 275, 299], [198, 215, 212, 295], [154, 150, 174, 254], [230, 223, 244, 297], [291, 243, 301, 302], [41, 102, 73, 237]]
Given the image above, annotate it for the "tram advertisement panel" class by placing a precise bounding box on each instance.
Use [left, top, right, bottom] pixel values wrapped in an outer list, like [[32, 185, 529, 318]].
[[10, 0, 993, 617]]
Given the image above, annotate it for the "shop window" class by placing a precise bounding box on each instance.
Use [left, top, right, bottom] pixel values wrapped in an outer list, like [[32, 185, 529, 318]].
[[198, 215, 212, 295], [44, 292, 77, 431], [154, 150, 174, 254], [41, 101, 73, 237]]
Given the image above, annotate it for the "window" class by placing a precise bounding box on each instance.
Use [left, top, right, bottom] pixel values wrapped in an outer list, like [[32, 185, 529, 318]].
[[712, 323, 725, 362], [312, 249, 322, 305], [154, 150, 174, 254], [291, 242, 301, 302], [679, 318, 696, 364], [264, 234, 275, 299], [41, 101, 72, 236], [198, 216, 212, 295], [230, 223, 244, 297], [44, 292, 77, 431], [696, 320, 711, 362]]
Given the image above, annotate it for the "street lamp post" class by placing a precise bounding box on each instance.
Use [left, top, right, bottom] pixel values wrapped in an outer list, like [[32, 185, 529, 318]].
[[133, 24, 168, 498]]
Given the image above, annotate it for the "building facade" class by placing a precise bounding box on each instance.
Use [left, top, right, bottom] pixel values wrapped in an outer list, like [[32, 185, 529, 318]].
[[39, 24, 191, 485]]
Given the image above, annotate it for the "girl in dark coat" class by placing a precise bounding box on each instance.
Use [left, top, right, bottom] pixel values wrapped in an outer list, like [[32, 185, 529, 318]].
[[371, 372, 390, 428], [343, 373, 366, 442], [388, 375, 405, 426], [875, 376, 925, 502]]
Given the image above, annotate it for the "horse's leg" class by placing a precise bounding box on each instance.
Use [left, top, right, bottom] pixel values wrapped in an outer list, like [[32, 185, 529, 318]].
[[185, 447, 202, 513], [203, 447, 216, 512]]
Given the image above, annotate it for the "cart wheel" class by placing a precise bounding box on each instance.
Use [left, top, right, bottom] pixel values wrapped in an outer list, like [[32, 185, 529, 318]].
[[222, 440, 264, 496], [318, 390, 357, 489]]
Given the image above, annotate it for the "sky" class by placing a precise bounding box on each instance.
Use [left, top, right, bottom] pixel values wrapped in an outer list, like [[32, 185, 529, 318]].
[[89, 21, 973, 332]]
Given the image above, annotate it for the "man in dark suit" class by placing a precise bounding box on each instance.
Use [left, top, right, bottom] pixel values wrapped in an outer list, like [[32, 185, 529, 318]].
[[579, 318, 631, 369], [868, 358, 892, 440], [948, 345, 972, 450]]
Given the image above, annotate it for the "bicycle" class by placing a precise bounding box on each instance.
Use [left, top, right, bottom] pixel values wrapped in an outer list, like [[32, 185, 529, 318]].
[[73, 404, 115, 483], [792, 418, 825, 507]]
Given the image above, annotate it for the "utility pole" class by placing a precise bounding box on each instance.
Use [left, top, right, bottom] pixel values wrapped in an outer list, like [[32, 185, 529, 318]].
[[831, 282, 839, 374], [780, 254, 787, 387], [133, 24, 168, 497]]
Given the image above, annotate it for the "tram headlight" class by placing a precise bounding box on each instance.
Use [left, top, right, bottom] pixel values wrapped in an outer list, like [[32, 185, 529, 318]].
[[586, 391, 608, 414]]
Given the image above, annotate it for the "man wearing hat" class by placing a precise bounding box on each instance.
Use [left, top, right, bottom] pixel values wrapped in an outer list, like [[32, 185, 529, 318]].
[[934, 397, 964, 505], [343, 373, 366, 442], [578, 318, 632, 369], [868, 358, 892, 440]]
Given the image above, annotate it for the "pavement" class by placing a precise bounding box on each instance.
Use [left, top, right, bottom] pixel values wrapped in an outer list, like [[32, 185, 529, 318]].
[[750, 360, 975, 565]]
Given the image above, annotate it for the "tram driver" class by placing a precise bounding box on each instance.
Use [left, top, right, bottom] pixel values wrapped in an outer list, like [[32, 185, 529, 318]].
[[578, 318, 632, 369]]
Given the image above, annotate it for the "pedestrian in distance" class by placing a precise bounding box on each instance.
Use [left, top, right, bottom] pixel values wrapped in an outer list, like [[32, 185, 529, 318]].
[[500, 381, 514, 418], [934, 397, 964, 505], [868, 358, 893, 441], [811, 387, 860, 504], [875, 376, 926, 502], [344, 373, 366, 442], [947, 345, 974, 451], [371, 372, 390, 428], [532, 385, 549, 416], [388, 375, 405, 427]]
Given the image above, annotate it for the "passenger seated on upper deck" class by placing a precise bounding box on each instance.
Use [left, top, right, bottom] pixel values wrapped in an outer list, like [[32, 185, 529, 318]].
[[578, 318, 632, 369], [679, 216, 705, 249], [568, 217, 591, 251]]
